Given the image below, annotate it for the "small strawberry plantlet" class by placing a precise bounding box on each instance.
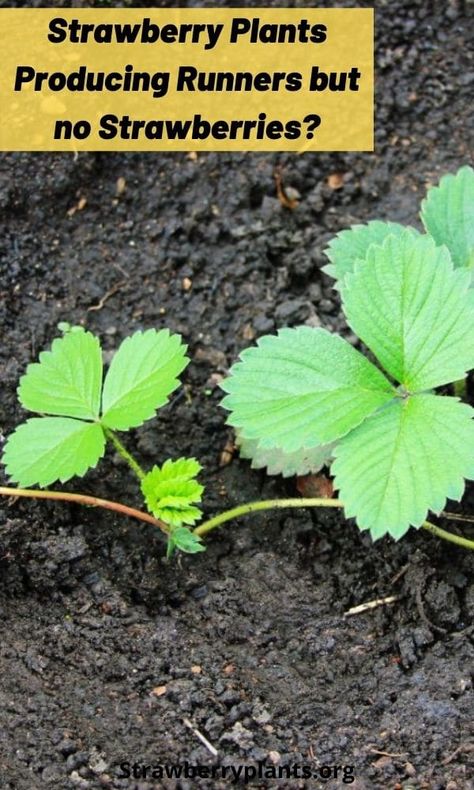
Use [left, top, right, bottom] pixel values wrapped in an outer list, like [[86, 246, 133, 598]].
[[0, 324, 205, 557]]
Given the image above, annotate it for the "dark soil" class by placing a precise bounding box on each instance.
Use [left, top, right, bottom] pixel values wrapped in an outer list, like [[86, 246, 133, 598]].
[[1, 1, 473, 788]]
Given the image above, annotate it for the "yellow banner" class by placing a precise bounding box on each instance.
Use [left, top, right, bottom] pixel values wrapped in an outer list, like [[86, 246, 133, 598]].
[[0, 8, 374, 151]]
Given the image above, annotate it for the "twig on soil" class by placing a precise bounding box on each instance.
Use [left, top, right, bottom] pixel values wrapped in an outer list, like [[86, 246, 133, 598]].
[[368, 748, 408, 758], [183, 718, 218, 757], [344, 595, 400, 617], [390, 564, 410, 586], [441, 510, 474, 524], [274, 165, 299, 209], [87, 280, 127, 312], [442, 743, 474, 766], [449, 623, 474, 639], [112, 261, 130, 279]]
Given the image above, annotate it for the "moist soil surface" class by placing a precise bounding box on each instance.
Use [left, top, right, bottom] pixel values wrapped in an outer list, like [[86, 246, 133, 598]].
[[1, 1, 473, 788]]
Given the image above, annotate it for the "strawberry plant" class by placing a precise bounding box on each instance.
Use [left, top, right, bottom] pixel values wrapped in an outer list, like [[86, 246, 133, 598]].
[[1, 324, 205, 556], [222, 166, 474, 542], [1, 166, 474, 557]]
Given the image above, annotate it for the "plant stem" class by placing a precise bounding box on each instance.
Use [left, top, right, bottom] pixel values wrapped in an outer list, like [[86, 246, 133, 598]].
[[0, 487, 473, 551], [0, 486, 169, 535], [193, 497, 474, 551], [421, 519, 474, 550], [193, 497, 343, 536], [103, 427, 146, 481]]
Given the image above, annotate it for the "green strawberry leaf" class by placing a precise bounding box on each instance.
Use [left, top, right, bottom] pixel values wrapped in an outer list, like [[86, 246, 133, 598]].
[[3, 417, 105, 487], [342, 230, 474, 391], [167, 527, 205, 556], [141, 457, 203, 527], [238, 434, 334, 477], [18, 327, 103, 420], [322, 220, 419, 285], [332, 394, 474, 540], [101, 329, 188, 430], [221, 327, 395, 453], [421, 165, 474, 270], [57, 322, 85, 335]]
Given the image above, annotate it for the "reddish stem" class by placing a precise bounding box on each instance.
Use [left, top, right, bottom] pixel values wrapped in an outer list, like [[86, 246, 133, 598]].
[[0, 486, 169, 535]]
